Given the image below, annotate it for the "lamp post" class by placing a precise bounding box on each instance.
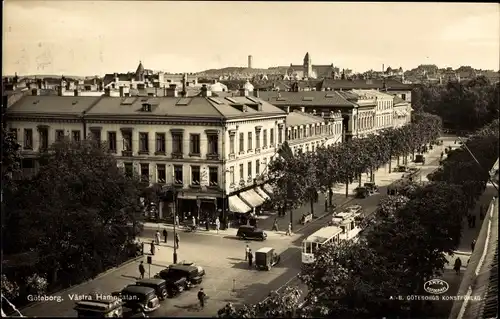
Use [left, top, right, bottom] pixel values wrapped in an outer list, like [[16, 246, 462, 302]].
[[172, 189, 178, 264]]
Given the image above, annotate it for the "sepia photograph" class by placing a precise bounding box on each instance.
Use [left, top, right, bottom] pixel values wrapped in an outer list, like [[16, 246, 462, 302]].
[[2, 1, 499, 318]]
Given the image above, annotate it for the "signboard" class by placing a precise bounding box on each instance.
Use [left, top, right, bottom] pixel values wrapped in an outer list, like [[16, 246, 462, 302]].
[[200, 169, 209, 187]]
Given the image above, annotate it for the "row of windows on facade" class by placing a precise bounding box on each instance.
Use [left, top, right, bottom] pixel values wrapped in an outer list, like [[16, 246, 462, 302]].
[[128, 158, 269, 187], [377, 100, 394, 111], [356, 114, 394, 131], [229, 128, 282, 154], [286, 123, 341, 141]]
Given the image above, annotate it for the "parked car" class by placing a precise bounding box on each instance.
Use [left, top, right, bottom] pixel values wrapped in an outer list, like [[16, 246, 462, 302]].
[[74, 297, 124, 317], [134, 278, 168, 300], [255, 247, 280, 271], [155, 264, 203, 290], [178, 260, 206, 277], [236, 225, 267, 241], [112, 285, 160, 313]]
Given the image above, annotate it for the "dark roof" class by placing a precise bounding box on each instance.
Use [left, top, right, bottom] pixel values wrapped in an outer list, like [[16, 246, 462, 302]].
[[85, 96, 286, 120], [258, 91, 354, 107], [337, 91, 358, 101], [136, 61, 145, 74], [320, 79, 412, 91], [7, 96, 102, 116], [122, 285, 154, 294], [286, 110, 324, 126], [393, 95, 408, 105]]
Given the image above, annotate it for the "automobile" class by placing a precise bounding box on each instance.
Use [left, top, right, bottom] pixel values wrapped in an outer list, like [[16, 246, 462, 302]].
[[134, 278, 168, 301], [74, 297, 124, 317], [363, 182, 378, 194], [112, 285, 160, 313], [255, 247, 280, 271], [354, 186, 369, 198], [236, 225, 267, 241], [414, 154, 425, 163], [155, 264, 203, 290], [178, 260, 206, 277], [395, 165, 408, 172]]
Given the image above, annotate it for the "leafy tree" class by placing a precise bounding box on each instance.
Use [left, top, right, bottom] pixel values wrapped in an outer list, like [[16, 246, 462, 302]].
[[314, 145, 340, 207], [2, 138, 144, 289], [1, 125, 22, 187]]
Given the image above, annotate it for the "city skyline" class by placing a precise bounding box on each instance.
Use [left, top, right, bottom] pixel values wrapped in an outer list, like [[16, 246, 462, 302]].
[[3, 1, 499, 76]]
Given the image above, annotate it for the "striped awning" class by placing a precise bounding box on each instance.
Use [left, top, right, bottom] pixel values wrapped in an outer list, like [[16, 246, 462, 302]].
[[255, 187, 270, 200], [228, 195, 251, 214], [263, 183, 274, 195], [239, 189, 265, 208]]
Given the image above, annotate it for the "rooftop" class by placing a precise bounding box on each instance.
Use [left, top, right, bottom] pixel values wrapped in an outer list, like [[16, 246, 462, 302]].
[[258, 91, 354, 107], [393, 95, 409, 105], [286, 110, 325, 126], [6, 96, 102, 116], [306, 226, 343, 243]]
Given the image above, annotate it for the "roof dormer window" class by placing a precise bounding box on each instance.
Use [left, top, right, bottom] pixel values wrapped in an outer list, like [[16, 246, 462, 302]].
[[142, 103, 152, 112]]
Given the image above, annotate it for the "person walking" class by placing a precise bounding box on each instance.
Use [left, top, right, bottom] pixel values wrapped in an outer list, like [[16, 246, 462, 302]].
[[215, 217, 220, 234], [139, 261, 145, 279], [471, 239, 476, 252], [272, 218, 279, 232], [197, 288, 207, 309], [248, 249, 253, 268], [286, 222, 292, 236], [175, 232, 180, 249], [192, 216, 196, 228], [175, 215, 180, 226], [453, 257, 462, 275], [205, 218, 210, 231], [155, 230, 161, 245], [163, 228, 168, 243], [150, 241, 156, 256], [245, 244, 250, 261]]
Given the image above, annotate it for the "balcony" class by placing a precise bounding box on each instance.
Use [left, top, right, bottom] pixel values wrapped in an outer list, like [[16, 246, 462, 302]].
[[138, 150, 150, 155], [207, 153, 219, 160], [154, 151, 166, 156]]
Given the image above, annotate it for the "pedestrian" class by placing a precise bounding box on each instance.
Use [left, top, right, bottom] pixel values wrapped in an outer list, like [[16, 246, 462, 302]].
[[324, 199, 328, 212], [175, 214, 180, 226], [197, 288, 207, 309], [175, 232, 180, 249], [286, 222, 292, 236], [150, 241, 156, 256], [471, 239, 476, 252], [272, 218, 279, 232], [205, 218, 210, 231], [248, 249, 253, 268], [245, 244, 250, 261], [139, 261, 145, 279], [215, 217, 220, 234], [192, 216, 196, 228], [472, 215, 477, 228], [155, 230, 161, 245], [453, 257, 462, 275], [163, 228, 168, 243]]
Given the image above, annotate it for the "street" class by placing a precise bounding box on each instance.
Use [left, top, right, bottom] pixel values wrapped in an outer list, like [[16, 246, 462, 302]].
[[20, 137, 457, 317]]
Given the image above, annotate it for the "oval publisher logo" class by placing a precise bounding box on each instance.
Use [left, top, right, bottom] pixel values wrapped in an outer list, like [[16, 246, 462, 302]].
[[424, 279, 449, 295]]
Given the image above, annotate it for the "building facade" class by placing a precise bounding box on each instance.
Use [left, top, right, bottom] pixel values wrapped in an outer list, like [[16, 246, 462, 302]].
[[5, 88, 287, 223], [392, 95, 412, 128], [351, 89, 394, 131]]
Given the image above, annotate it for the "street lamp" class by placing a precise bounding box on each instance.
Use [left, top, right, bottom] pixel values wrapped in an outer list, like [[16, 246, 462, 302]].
[[172, 189, 179, 264]]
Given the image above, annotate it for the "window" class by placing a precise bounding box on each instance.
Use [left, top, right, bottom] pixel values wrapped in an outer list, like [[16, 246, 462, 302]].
[[270, 128, 275, 145], [90, 129, 101, 144], [239, 164, 244, 181], [209, 167, 218, 186], [229, 166, 235, 184], [124, 162, 133, 177], [55, 130, 65, 142], [191, 165, 201, 185], [207, 134, 218, 155], [24, 129, 33, 149], [255, 131, 260, 149], [157, 164, 166, 183], [72, 130, 81, 142], [156, 133, 166, 154], [239, 133, 244, 152], [190, 134, 200, 155], [174, 165, 183, 185], [256, 159, 260, 175], [39, 128, 49, 151], [9, 129, 17, 141], [247, 161, 252, 177], [140, 163, 149, 182], [401, 93, 406, 100], [172, 133, 183, 154], [108, 132, 117, 152], [262, 129, 267, 148], [139, 132, 149, 153], [122, 131, 132, 151], [247, 132, 253, 150], [229, 133, 235, 154]]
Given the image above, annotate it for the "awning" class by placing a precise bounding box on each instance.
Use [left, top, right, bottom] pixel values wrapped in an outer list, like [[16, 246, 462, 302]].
[[255, 187, 270, 200], [228, 195, 251, 213], [263, 183, 274, 195], [177, 194, 218, 200], [239, 189, 266, 208]]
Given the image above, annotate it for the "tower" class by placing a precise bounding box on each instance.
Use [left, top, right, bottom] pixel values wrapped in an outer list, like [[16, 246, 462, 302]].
[[303, 52, 312, 78], [135, 61, 145, 81], [248, 55, 253, 69]]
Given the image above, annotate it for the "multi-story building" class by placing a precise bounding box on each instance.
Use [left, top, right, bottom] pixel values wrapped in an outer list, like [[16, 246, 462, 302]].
[[5, 87, 287, 223], [392, 95, 412, 128], [285, 110, 343, 154], [351, 89, 394, 131], [338, 91, 377, 138]]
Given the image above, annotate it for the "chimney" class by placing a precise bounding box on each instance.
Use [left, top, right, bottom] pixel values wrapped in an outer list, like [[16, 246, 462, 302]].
[[119, 86, 124, 97], [300, 107, 305, 113], [32, 88, 39, 96], [166, 84, 178, 97], [57, 85, 65, 96], [286, 106, 290, 114], [181, 73, 187, 97], [253, 90, 260, 98], [201, 84, 208, 97], [74, 89, 80, 96], [239, 88, 248, 97]]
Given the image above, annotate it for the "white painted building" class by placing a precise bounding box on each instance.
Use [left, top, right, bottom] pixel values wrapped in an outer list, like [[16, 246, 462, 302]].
[[351, 89, 394, 131]]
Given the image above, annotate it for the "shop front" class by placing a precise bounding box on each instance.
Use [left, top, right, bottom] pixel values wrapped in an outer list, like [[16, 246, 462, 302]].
[[238, 188, 266, 214]]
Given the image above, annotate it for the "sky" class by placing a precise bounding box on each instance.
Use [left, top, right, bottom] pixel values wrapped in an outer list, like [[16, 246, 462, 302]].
[[3, 1, 499, 76]]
